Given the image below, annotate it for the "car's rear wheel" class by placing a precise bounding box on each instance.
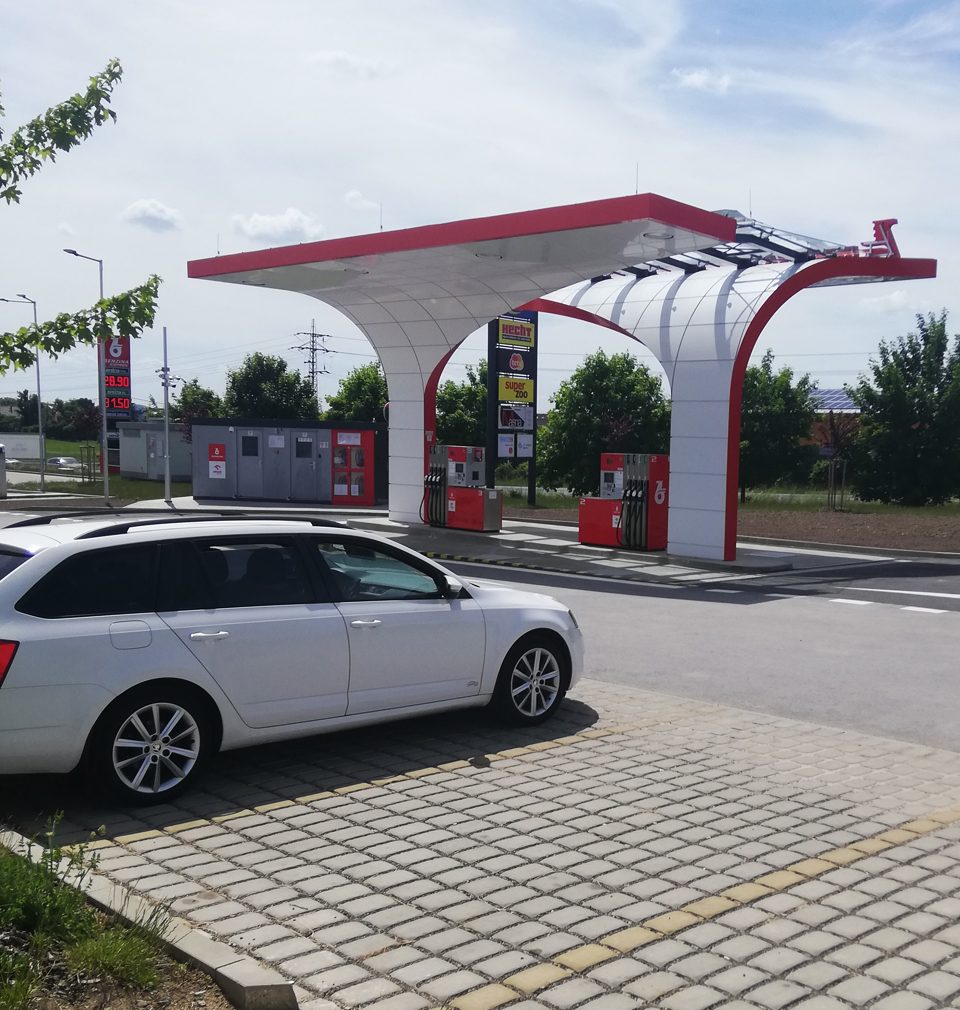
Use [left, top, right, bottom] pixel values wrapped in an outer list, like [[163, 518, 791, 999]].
[[492, 633, 568, 725], [87, 686, 214, 804]]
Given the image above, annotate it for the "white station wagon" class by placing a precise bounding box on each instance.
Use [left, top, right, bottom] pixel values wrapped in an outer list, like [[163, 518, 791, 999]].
[[0, 513, 583, 803]]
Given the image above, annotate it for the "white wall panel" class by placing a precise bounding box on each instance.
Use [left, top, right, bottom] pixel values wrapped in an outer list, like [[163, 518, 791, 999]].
[[668, 436, 728, 475]]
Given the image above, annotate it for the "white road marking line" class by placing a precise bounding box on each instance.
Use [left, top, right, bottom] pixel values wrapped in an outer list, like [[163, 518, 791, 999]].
[[831, 598, 873, 605], [902, 606, 948, 614], [705, 588, 741, 594], [849, 587, 960, 601], [737, 542, 893, 562]]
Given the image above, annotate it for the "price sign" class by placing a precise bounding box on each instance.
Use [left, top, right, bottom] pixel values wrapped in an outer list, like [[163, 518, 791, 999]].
[[103, 335, 132, 418]]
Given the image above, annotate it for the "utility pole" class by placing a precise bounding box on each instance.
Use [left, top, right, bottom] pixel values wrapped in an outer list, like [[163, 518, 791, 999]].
[[291, 320, 334, 402], [156, 326, 183, 506]]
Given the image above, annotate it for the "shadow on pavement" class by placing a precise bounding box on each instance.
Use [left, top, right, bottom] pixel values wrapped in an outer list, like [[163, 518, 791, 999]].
[[1, 699, 600, 844]]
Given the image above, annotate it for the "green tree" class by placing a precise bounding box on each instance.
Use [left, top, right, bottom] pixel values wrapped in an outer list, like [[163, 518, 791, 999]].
[[436, 360, 487, 445], [848, 311, 960, 505], [0, 60, 161, 372], [324, 362, 388, 422], [173, 378, 222, 442], [223, 353, 318, 420], [538, 350, 669, 494], [738, 350, 818, 499]]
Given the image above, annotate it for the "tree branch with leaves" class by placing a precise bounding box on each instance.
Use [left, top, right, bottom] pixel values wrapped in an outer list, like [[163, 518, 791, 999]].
[[0, 59, 161, 374]]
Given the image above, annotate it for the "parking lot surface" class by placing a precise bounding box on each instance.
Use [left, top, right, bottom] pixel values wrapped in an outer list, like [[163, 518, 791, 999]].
[[7, 680, 960, 1010]]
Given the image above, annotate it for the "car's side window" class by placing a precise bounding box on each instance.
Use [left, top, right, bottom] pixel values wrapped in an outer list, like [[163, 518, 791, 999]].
[[156, 541, 216, 612], [308, 538, 441, 603], [190, 538, 315, 608], [16, 545, 158, 618]]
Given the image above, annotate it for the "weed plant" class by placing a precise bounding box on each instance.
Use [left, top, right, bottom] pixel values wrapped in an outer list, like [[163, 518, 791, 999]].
[[0, 816, 169, 1010]]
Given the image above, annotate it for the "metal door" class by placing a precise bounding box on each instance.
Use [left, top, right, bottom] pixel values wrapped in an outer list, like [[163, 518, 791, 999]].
[[237, 430, 263, 497], [291, 434, 318, 500]]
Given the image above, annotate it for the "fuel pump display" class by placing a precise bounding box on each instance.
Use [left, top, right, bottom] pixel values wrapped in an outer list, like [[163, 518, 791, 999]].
[[423, 445, 502, 532], [579, 453, 669, 550]]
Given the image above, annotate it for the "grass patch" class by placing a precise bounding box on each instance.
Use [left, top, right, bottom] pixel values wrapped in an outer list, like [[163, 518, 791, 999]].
[[66, 928, 160, 988], [0, 950, 39, 1010], [0, 818, 169, 1010], [740, 488, 960, 515], [12, 476, 193, 500], [501, 490, 578, 509]]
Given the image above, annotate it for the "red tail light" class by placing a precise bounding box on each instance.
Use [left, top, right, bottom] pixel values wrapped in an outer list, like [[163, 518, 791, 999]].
[[0, 640, 19, 687]]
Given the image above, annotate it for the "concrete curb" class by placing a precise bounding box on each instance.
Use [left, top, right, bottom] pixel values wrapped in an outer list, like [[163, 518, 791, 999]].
[[0, 827, 298, 1010]]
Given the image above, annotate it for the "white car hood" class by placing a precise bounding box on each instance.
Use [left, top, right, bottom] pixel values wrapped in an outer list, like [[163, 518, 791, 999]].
[[463, 578, 566, 611]]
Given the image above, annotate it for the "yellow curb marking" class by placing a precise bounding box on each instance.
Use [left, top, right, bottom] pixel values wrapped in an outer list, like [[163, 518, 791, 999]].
[[450, 984, 519, 1010], [253, 799, 295, 813], [720, 881, 773, 903], [502, 963, 570, 994], [602, 925, 660, 953], [553, 944, 618, 971]]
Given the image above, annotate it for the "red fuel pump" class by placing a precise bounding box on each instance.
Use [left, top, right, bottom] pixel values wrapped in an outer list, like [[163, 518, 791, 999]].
[[423, 445, 502, 531], [579, 453, 669, 550]]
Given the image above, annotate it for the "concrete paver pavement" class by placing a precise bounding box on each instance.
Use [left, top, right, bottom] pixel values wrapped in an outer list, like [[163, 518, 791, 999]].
[[9, 680, 960, 1010]]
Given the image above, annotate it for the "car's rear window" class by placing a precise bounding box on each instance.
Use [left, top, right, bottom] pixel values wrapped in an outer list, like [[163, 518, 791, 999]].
[[0, 549, 29, 581]]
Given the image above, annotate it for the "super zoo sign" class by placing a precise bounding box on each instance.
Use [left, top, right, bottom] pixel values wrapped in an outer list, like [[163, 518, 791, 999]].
[[498, 376, 534, 402]]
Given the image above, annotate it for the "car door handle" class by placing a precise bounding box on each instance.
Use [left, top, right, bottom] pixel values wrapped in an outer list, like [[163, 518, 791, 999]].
[[190, 631, 230, 641], [350, 619, 382, 628]]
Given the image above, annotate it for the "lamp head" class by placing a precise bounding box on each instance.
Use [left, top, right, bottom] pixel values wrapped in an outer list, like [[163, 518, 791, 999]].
[[63, 248, 78, 256]]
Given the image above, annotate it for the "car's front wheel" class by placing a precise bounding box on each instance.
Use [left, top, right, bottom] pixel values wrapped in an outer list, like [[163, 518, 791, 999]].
[[492, 633, 568, 725], [87, 686, 215, 804]]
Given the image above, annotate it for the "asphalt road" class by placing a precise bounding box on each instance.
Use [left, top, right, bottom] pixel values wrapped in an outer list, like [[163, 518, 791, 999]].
[[448, 560, 960, 754]]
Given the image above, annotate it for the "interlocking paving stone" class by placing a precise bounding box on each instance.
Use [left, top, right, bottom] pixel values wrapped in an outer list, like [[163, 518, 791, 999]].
[[24, 679, 960, 1010]]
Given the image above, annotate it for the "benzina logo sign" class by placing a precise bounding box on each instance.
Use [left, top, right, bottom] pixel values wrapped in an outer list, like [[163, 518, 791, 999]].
[[498, 318, 535, 348], [499, 376, 534, 402]]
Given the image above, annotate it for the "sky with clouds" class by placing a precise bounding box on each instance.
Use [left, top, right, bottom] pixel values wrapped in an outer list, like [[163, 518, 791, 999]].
[[1, 0, 957, 413]]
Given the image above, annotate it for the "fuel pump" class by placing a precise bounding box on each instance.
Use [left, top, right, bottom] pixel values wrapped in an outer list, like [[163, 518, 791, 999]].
[[423, 445, 448, 526], [426, 445, 501, 531], [580, 452, 669, 550]]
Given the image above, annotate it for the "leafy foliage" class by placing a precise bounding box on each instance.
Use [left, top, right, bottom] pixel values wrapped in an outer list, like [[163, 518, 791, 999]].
[[0, 59, 122, 204], [0, 276, 161, 373], [324, 362, 388, 422], [538, 350, 669, 494], [47, 398, 100, 440], [173, 378, 222, 442], [223, 352, 318, 419], [0, 61, 161, 376], [739, 350, 817, 496], [848, 311, 960, 505], [436, 360, 487, 445]]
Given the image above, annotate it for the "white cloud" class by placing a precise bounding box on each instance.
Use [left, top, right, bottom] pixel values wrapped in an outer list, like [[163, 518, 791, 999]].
[[671, 67, 732, 94], [345, 190, 380, 213], [122, 198, 183, 232], [57, 222, 76, 237], [859, 289, 910, 314], [230, 208, 325, 244], [305, 50, 390, 79]]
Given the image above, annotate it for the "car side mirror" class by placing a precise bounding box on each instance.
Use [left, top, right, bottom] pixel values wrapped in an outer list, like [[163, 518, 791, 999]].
[[439, 575, 463, 599]]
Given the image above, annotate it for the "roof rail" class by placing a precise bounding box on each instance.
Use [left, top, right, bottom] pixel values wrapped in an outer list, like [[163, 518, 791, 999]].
[[74, 513, 348, 539], [4, 509, 347, 536]]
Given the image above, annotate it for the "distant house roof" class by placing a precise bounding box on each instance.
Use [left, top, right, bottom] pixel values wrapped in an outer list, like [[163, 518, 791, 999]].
[[812, 388, 859, 413]]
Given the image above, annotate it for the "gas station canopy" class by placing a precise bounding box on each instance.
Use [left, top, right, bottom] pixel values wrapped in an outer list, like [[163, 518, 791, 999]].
[[187, 196, 934, 562], [187, 194, 736, 528]]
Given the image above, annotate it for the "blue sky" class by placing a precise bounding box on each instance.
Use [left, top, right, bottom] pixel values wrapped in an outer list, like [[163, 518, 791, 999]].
[[0, 0, 956, 409]]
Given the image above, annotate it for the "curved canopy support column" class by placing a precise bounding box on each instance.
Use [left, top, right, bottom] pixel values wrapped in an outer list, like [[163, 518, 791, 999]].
[[543, 253, 936, 561]]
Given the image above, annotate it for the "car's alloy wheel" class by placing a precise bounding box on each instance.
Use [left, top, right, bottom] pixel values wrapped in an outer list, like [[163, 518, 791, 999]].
[[112, 702, 201, 795], [88, 688, 212, 804], [493, 634, 567, 724]]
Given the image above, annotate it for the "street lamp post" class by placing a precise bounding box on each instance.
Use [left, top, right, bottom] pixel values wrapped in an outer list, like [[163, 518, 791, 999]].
[[0, 295, 45, 492], [63, 248, 109, 505]]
